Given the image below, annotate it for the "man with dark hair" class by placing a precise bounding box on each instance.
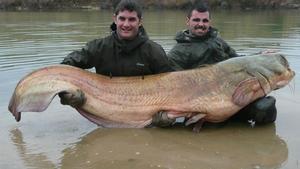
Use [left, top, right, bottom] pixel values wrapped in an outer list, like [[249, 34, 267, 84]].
[[168, 2, 239, 70], [59, 0, 174, 126], [61, 0, 171, 76], [167, 1, 277, 125]]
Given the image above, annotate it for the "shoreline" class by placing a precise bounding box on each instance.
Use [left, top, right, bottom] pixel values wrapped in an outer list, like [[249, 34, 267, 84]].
[[1, 0, 300, 11]]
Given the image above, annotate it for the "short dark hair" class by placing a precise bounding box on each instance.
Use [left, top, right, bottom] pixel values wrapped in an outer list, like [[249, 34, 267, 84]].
[[114, 0, 142, 19], [187, 1, 209, 18]]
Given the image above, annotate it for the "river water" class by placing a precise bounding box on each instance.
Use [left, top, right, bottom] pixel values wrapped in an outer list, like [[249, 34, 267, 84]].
[[0, 10, 299, 169]]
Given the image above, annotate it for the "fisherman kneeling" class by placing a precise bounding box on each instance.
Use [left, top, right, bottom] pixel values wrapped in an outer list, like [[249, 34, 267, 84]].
[[158, 1, 277, 128]]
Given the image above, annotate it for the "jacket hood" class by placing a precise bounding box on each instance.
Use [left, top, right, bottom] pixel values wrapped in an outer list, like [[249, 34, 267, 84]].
[[175, 27, 219, 43]]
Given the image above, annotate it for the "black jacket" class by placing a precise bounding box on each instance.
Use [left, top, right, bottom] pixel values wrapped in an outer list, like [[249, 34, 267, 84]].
[[167, 27, 239, 70], [61, 27, 173, 77]]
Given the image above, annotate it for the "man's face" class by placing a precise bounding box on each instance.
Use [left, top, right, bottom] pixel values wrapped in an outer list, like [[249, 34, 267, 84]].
[[186, 10, 210, 37], [113, 10, 142, 40]]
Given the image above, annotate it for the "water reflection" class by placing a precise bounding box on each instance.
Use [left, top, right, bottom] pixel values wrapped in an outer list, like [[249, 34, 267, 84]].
[[10, 129, 56, 169], [11, 124, 288, 169]]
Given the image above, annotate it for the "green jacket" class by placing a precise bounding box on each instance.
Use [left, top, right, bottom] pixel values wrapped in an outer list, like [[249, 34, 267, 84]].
[[61, 28, 173, 77], [167, 27, 239, 70]]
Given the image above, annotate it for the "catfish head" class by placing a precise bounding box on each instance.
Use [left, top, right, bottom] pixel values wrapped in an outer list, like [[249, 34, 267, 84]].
[[246, 53, 295, 94], [229, 53, 295, 107]]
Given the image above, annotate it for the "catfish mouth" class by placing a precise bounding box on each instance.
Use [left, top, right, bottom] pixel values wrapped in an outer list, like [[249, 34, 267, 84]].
[[274, 70, 295, 90], [254, 55, 295, 92], [272, 54, 295, 90]]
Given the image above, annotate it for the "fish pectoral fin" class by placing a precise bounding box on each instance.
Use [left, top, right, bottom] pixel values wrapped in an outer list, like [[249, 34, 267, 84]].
[[192, 118, 205, 133], [232, 77, 262, 107], [76, 108, 150, 128], [185, 113, 206, 126]]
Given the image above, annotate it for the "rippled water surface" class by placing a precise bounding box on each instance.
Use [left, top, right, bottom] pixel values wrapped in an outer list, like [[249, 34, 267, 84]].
[[1, 10, 300, 169]]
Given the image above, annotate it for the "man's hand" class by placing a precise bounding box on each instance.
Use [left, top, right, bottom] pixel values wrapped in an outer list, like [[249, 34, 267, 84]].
[[58, 89, 86, 108], [260, 49, 280, 54], [151, 111, 176, 127]]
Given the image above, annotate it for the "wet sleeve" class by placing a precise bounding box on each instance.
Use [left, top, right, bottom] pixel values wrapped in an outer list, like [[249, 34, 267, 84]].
[[149, 44, 175, 73], [61, 39, 100, 69], [219, 38, 240, 58], [167, 44, 189, 71]]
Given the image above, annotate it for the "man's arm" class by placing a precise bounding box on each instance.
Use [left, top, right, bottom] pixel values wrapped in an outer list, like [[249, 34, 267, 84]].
[[167, 44, 190, 71], [59, 39, 101, 107], [218, 38, 240, 58], [148, 42, 175, 73], [61, 39, 100, 69]]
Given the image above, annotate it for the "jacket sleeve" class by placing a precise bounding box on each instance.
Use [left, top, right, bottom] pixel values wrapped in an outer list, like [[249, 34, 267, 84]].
[[167, 44, 190, 71], [148, 43, 174, 73], [61, 39, 101, 69], [218, 38, 240, 58]]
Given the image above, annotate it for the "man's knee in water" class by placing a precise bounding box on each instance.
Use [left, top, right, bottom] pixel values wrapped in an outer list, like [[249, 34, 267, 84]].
[[230, 96, 277, 124], [250, 96, 277, 124]]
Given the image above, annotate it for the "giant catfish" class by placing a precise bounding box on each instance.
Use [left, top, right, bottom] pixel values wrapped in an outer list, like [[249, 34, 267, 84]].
[[8, 53, 295, 130]]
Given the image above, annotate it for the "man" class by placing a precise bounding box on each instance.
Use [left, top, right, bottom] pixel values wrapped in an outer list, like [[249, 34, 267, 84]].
[[59, 0, 174, 126], [167, 2, 277, 125]]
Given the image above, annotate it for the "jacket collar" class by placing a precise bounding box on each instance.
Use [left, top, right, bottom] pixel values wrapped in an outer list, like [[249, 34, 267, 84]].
[[112, 26, 148, 54], [175, 27, 219, 43]]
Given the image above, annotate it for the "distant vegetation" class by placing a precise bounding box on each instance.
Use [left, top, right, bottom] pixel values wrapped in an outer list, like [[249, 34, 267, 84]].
[[1, 0, 300, 10]]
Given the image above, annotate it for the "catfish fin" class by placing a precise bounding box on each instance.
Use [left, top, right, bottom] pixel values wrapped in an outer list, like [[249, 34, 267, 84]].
[[185, 113, 206, 126], [192, 118, 206, 133], [76, 108, 151, 128], [232, 77, 262, 107]]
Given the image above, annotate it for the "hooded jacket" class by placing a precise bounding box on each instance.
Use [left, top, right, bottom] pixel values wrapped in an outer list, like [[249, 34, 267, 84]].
[[167, 27, 239, 70], [61, 26, 173, 77]]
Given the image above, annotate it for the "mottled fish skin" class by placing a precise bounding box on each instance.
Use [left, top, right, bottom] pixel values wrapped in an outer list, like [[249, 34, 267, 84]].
[[8, 53, 295, 128]]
